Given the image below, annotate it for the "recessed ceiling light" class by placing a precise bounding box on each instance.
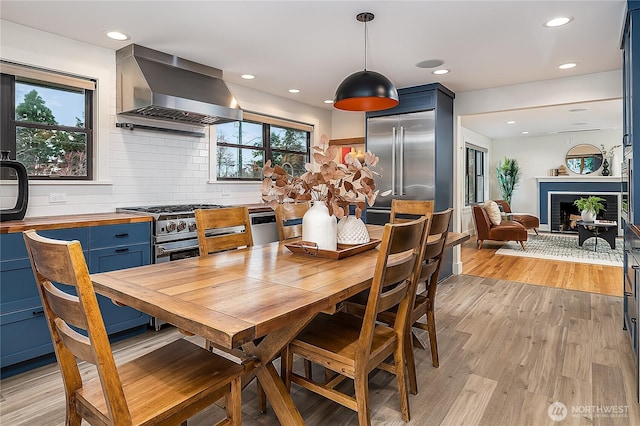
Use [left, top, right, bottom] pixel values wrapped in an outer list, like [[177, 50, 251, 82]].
[[106, 31, 129, 41], [323, 99, 333, 104], [506, 120, 516, 124], [544, 16, 573, 27], [569, 108, 588, 112], [416, 59, 445, 69], [432, 69, 450, 75], [573, 122, 588, 126], [521, 131, 529, 135], [558, 62, 578, 70], [288, 89, 300, 94], [241, 74, 255, 80]]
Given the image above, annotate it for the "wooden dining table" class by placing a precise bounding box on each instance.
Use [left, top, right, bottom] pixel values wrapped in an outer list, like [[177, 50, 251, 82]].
[[91, 225, 469, 425]]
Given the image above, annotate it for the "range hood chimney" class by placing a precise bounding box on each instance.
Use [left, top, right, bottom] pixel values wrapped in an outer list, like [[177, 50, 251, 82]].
[[116, 44, 242, 126]]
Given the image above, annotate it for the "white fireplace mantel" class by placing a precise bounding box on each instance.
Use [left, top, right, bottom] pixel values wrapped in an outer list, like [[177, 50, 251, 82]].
[[536, 176, 621, 183]]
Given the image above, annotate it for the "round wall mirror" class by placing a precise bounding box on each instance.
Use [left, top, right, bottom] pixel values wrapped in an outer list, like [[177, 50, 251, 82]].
[[565, 144, 603, 175]]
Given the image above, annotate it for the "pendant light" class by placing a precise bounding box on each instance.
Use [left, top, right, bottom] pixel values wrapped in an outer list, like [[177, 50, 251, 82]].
[[333, 12, 399, 112]]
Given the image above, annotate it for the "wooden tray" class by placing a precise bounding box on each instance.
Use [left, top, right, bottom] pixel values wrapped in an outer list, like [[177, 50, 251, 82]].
[[284, 239, 381, 260]]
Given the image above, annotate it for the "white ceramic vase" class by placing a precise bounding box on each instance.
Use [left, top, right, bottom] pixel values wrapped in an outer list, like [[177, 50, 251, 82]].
[[302, 201, 337, 250], [581, 210, 596, 222], [337, 216, 370, 245]]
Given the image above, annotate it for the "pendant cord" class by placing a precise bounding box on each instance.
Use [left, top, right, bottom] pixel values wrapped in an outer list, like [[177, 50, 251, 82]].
[[363, 19, 368, 71]]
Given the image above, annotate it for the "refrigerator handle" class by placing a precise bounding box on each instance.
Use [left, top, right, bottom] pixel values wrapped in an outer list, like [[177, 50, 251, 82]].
[[399, 126, 405, 196], [391, 126, 397, 196]]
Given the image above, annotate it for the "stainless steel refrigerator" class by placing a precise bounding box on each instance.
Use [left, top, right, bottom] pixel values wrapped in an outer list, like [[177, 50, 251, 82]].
[[366, 110, 436, 225]]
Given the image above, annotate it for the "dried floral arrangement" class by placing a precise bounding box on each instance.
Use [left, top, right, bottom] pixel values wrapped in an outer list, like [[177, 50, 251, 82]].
[[260, 134, 385, 219], [600, 144, 621, 158]]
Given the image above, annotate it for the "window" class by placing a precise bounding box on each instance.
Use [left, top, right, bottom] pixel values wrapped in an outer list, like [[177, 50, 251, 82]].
[[215, 113, 311, 181], [1, 61, 95, 179], [465, 144, 487, 206]]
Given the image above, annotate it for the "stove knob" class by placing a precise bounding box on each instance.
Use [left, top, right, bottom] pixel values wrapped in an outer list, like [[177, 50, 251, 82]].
[[166, 221, 177, 232], [177, 221, 187, 231], [189, 222, 197, 232]]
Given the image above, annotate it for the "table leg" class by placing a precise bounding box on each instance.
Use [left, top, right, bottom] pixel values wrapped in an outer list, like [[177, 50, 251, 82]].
[[242, 312, 316, 425]]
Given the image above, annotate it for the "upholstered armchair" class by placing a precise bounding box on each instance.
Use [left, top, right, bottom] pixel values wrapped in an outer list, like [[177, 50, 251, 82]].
[[494, 200, 540, 235], [472, 204, 527, 249]]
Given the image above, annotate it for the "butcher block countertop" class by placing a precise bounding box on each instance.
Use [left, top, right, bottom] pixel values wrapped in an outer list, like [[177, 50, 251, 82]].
[[0, 213, 153, 234]]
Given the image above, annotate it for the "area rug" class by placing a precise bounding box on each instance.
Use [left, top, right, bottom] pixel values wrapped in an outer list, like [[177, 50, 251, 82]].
[[495, 232, 622, 266]]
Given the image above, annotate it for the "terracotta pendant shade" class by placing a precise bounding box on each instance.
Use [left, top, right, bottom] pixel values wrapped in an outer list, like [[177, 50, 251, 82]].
[[333, 12, 399, 112], [333, 70, 399, 111]]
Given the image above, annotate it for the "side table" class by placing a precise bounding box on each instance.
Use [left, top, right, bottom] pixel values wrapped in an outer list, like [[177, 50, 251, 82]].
[[576, 220, 617, 250]]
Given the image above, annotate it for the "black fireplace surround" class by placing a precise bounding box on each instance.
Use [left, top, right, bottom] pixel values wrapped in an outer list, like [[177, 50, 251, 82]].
[[551, 193, 618, 233]]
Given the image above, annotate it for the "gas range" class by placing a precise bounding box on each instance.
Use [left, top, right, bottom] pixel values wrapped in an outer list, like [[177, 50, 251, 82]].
[[117, 204, 226, 243]]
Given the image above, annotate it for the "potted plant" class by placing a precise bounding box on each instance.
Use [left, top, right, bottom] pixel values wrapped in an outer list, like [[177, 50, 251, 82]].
[[496, 157, 520, 205], [574, 196, 606, 222]]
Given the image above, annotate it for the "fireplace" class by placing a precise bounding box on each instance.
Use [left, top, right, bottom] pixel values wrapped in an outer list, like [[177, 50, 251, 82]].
[[551, 193, 618, 233]]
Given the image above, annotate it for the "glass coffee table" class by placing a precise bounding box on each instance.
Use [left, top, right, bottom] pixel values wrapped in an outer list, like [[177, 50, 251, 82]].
[[576, 220, 617, 250]]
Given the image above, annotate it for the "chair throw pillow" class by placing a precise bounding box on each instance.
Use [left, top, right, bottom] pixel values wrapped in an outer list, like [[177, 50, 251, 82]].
[[484, 200, 502, 226]]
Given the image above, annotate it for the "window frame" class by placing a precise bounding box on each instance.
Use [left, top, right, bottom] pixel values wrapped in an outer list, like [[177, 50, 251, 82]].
[[214, 113, 311, 182], [465, 144, 487, 206], [1, 62, 95, 180]]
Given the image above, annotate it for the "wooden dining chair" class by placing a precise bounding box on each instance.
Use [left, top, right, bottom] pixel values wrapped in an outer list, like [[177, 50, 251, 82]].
[[377, 208, 454, 394], [195, 206, 253, 255], [23, 229, 243, 426], [274, 202, 310, 240], [390, 199, 435, 223], [283, 217, 428, 426]]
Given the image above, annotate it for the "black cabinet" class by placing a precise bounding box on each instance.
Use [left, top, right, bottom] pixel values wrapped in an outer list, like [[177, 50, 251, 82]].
[[0, 222, 151, 377]]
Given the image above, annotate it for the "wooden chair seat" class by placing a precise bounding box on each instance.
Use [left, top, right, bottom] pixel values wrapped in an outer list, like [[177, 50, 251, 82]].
[[77, 339, 243, 425], [23, 229, 243, 426]]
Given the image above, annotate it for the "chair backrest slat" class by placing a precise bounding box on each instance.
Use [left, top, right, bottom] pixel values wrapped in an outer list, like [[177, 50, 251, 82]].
[[390, 199, 434, 223], [275, 202, 310, 240], [55, 319, 96, 364], [195, 207, 254, 256]]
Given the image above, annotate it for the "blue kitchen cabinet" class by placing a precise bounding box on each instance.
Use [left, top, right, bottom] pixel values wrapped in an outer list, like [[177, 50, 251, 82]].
[[0, 221, 151, 377], [89, 222, 151, 335]]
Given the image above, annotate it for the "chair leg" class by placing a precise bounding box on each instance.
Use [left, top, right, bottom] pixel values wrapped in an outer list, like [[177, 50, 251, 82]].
[[405, 328, 418, 395], [394, 339, 411, 422], [304, 359, 313, 380], [256, 380, 267, 413], [226, 376, 242, 426], [519, 241, 526, 250], [533, 228, 539, 235], [426, 310, 439, 368], [477, 239, 483, 249], [354, 369, 371, 426]]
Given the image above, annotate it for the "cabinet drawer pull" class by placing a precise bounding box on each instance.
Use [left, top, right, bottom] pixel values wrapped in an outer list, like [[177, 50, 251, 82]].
[[115, 248, 130, 253], [625, 291, 633, 297], [632, 318, 637, 324], [115, 233, 129, 238], [32, 309, 44, 316], [632, 265, 640, 270]]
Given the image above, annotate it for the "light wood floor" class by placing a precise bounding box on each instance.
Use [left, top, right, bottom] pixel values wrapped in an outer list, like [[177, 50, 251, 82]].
[[2, 274, 639, 425], [461, 235, 623, 297]]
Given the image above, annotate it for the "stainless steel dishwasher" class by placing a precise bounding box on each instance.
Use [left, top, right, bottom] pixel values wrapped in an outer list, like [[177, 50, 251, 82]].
[[250, 210, 279, 244]]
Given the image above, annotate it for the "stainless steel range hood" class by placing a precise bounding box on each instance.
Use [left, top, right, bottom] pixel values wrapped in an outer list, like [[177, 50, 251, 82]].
[[116, 44, 242, 126]]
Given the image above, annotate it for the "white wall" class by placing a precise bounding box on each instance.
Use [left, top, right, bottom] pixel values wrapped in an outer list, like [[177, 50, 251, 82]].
[[0, 21, 332, 217], [491, 129, 623, 218], [331, 111, 365, 139]]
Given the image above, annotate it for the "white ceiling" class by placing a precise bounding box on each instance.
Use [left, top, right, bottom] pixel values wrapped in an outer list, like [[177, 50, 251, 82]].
[[0, 0, 627, 140]]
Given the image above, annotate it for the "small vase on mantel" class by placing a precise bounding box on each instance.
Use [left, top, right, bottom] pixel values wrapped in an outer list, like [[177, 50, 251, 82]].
[[302, 201, 337, 250], [601, 158, 611, 176]]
